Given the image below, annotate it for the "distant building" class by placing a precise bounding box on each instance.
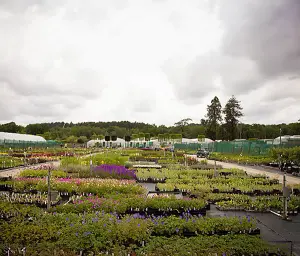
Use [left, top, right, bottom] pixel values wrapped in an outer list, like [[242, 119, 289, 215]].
[[87, 138, 125, 148], [0, 132, 46, 142], [273, 135, 300, 145]]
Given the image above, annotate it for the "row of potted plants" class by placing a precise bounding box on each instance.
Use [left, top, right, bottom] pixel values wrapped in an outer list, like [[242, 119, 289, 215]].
[[60, 152, 129, 167], [136, 168, 247, 181], [51, 195, 207, 215], [163, 176, 279, 186], [19, 169, 67, 178], [208, 152, 274, 165], [215, 195, 300, 213], [0, 202, 285, 256], [0, 192, 60, 208], [136, 235, 287, 256], [156, 182, 284, 195], [0, 178, 146, 196]]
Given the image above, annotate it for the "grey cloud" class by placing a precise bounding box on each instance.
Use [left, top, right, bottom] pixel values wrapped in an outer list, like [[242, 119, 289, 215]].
[[263, 79, 300, 102], [219, 0, 300, 79], [0, 0, 110, 122], [0, 82, 83, 121], [132, 101, 153, 113], [164, 0, 300, 105], [162, 53, 218, 103]]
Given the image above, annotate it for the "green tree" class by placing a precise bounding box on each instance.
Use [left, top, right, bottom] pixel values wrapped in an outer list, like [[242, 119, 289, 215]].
[[66, 135, 78, 143], [25, 123, 49, 135], [174, 118, 192, 136], [198, 134, 205, 142], [0, 122, 23, 133], [205, 96, 222, 140], [77, 136, 88, 144], [223, 95, 243, 141]]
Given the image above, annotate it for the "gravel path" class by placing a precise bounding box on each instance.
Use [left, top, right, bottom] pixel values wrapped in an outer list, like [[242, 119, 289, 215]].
[[0, 152, 100, 178], [0, 161, 60, 178], [187, 155, 300, 185], [206, 159, 300, 185]]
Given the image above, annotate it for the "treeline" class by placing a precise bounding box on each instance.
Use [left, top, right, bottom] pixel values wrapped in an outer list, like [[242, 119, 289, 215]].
[[0, 95, 299, 142], [0, 120, 300, 143]]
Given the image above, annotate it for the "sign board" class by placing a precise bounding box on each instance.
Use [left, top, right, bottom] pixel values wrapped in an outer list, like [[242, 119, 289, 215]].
[[50, 191, 59, 201], [283, 187, 291, 197]]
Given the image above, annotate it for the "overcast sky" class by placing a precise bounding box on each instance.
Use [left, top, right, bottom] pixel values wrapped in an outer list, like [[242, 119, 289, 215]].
[[1, 0, 299, 126]]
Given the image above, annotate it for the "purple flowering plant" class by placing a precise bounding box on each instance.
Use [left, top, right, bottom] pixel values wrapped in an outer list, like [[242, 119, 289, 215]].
[[93, 164, 136, 180]]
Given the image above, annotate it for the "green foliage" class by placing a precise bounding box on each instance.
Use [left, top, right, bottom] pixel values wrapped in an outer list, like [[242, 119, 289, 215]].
[[0, 201, 278, 256], [4, 178, 145, 196], [19, 169, 67, 178], [52, 196, 206, 214], [205, 96, 222, 140], [209, 152, 273, 165], [66, 135, 78, 143], [137, 235, 282, 256], [270, 146, 300, 164], [223, 95, 243, 140], [77, 136, 88, 144], [61, 153, 128, 166], [0, 156, 24, 169], [197, 134, 205, 142]]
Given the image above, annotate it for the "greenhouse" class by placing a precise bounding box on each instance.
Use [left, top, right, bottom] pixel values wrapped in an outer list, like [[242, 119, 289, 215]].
[[87, 138, 160, 148], [0, 132, 46, 142], [0, 132, 58, 148], [87, 138, 126, 148]]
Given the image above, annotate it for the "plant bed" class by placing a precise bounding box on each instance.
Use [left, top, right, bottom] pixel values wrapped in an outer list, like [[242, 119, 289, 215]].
[[293, 189, 300, 195], [137, 177, 166, 183], [272, 210, 298, 216], [126, 208, 207, 217], [0, 184, 13, 191], [152, 228, 260, 237], [0, 177, 12, 182], [216, 206, 245, 211]]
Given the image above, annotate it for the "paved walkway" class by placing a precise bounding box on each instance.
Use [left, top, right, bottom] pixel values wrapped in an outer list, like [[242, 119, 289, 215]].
[[206, 159, 300, 185], [187, 155, 300, 185], [0, 152, 101, 178], [0, 161, 60, 178]]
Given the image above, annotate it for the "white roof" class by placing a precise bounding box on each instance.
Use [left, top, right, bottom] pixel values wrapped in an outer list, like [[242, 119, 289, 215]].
[[181, 138, 214, 143], [0, 132, 46, 142], [274, 135, 300, 144], [87, 137, 125, 145]]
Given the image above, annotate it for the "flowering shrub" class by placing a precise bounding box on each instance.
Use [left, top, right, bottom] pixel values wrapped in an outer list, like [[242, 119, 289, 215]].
[[209, 152, 274, 165], [3, 178, 145, 196], [0, 201, 283, 256], [61, 153, 128, 167], [52, 195, 206, 214], [19, 169, 66, 178], [93, 164, 136, 179]]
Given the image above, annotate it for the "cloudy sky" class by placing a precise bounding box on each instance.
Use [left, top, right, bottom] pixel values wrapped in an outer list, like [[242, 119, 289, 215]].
[[1, 0, 299, 126]]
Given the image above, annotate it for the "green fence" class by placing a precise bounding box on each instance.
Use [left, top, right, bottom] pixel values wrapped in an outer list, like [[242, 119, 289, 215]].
[[212, 140, 300, 155], [174, 143, 201, 151], [0, 139, 60, 149], [174, 140, 300, 155]]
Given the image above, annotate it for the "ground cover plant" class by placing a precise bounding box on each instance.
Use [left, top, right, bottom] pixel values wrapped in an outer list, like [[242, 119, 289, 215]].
[[61, 152, 128, 167], [136, 165, 300, 214], [51, 195, 207, 215], [209, 152, 274, 165], [0, 156, 24, 169], [0, 201, 285, 256], [0, 148, 297, 255], [0, 178, 145, 196]]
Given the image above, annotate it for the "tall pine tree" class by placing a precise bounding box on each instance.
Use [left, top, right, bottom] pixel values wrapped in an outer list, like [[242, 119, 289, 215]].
[[223, 95, 243, 141], [205, 96, 222, 140]]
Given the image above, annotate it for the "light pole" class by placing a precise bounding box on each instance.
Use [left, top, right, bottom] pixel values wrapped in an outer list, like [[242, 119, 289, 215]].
[[47, 166, 51, 211], [279, 128, 282, 147]]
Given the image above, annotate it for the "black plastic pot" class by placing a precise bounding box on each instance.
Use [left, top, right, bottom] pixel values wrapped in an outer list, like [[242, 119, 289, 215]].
[[0, 184, 12, 191], [293, 189, 300, 195]]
